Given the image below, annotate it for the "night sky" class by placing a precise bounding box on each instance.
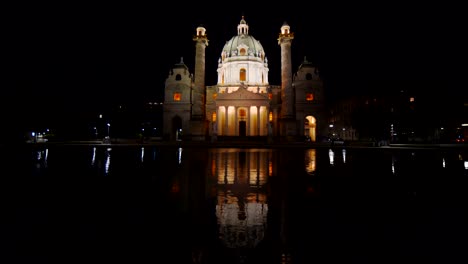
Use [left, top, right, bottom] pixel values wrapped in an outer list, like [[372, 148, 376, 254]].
[[7, 3, 465, 135]]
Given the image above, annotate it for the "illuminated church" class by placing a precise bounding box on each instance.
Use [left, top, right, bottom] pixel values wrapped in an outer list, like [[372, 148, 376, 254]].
[[163, 16, 327, 142]]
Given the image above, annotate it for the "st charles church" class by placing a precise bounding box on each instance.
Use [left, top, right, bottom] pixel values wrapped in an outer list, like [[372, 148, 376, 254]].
[[163, 16, 327, 142]]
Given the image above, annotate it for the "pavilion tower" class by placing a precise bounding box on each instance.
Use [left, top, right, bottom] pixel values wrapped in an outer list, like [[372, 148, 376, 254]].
[[191, 25, 209, 140], [278, 22, 297, 139]]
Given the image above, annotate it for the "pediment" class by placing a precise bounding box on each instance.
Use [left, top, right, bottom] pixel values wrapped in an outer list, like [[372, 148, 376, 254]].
[[216, 87, 269, 101]]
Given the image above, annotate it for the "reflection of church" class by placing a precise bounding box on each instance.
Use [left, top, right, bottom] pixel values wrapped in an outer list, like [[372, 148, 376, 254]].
[[163, 16, 327, 142], [210, 149, 271, 249]]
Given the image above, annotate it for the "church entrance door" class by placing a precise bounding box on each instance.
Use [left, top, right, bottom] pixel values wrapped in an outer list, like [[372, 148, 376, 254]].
[[239, 121, 246, 136]]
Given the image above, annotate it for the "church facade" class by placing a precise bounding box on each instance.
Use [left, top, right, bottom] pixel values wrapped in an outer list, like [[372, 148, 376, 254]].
[[163, 17, 327, 142]]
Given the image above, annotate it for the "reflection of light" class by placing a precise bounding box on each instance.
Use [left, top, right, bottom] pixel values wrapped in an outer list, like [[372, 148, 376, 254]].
[[91, 147, 96, 166], [141, 147, 144, 162], [391, 156, 395, 174], [44, 148, 48, 168], [178, 147, 183, 164], [211, 158, 217, 176], [442, 158, 446, 168], [464, 161, 468, 170], [342, 149, 346, 163], [171, 182, 180, 193], [35, 149, 49, 168], [104, 148, 111, 175], [305, 149, 316, 175], [328, 149, 334, 165], [268, 161, 273, 177]]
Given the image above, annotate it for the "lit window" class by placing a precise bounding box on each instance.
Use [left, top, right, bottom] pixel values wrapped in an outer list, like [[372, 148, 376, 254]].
[[212, 112, 217, 122], [213, 93, 217, 100], [269, 112, 273, 121], [240, 68, 246, 81], [173, 93, 181, 101], [268, 93, 273, 100], [410, 97, 415, 102], [306, 93, 314, 101]]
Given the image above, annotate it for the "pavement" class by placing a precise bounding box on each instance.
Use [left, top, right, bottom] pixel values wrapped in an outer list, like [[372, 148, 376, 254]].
[[21, 139, 468, 149]]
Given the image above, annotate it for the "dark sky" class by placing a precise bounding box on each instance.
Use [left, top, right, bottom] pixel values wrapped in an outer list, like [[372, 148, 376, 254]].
[[7, 3, 465, 131]]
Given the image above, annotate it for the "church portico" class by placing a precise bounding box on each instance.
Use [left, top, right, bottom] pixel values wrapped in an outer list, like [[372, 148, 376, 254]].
[[215, 104, 269, 136]]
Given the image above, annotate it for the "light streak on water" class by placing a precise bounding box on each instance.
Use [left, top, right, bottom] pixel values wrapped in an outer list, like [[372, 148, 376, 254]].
[[328, 149, 334, 165], [141, 147, 144, 162], [178, 147, 183, 164], [104, 148, 111, 175], [91, 147, 96, 166]]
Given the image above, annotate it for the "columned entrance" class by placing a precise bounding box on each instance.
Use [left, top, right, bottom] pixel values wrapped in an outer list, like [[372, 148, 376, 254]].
[[214, 88, 270, 137]]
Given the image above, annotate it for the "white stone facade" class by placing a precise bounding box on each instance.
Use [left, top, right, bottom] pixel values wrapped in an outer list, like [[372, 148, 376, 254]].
[[163, 16, 327, 141]]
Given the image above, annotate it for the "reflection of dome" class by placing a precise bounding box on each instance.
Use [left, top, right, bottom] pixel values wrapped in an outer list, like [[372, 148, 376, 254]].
[[216, 199, 268, 248]]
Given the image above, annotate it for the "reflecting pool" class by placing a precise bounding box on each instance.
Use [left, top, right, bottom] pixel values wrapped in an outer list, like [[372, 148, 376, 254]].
[[6, 145, 468, 263]]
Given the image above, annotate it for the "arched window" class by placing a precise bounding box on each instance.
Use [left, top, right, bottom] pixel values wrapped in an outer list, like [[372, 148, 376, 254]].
[[175, 74, 182, 81], [306, 73, 312, 80], [240, 68, 246, 82]]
